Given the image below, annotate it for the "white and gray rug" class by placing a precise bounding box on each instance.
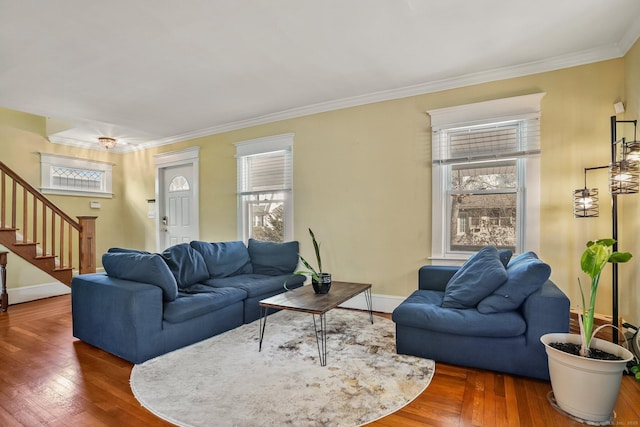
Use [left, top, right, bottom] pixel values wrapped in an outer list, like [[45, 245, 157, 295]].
[[130, 309, 434, 427]]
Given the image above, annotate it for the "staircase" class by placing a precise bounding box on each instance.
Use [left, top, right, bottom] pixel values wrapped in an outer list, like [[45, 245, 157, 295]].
[[0, 161, 96, 308]]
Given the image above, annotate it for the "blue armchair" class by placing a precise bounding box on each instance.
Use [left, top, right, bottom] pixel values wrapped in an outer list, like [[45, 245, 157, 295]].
[[392, 251, 570, 380]]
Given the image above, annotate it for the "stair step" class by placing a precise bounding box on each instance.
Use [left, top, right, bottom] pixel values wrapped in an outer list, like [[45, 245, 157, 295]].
[[0, 227, 18, 231], [34, 255, 56, 260], [14, 242, 38, 247], [54, 267, 73, 273]]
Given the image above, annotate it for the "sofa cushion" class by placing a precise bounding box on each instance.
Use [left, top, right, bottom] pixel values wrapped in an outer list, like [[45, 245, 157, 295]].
[[163, 287, 247, 323], [107, 247, 151, 254], [201, 273, 305, 298], [161, 243, 210, 289], [477, 252, 552, 314], [190, 241, 253, 278], [102, 252, 178, 301], [393, 289, 526, 337], [248, 239, 299, 275], [441, 246, 508, 309]]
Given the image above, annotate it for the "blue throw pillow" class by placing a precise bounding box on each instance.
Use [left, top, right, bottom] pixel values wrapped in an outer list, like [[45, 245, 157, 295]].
[[248, 239, 299, 275], [161, 243, 210, 289], [102, 252, 178, 301], [498, 249, 513, 268], [477, 252, 551, 314], [190, 241, 253, 278], [441, 246, 508, 309]]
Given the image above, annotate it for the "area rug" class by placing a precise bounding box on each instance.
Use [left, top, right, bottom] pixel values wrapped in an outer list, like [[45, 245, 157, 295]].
[[130, 309, 434, 427]]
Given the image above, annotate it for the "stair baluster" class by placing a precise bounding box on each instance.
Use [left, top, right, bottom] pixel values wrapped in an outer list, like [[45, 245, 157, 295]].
[[0, 251, 7, 312], [0, 161, 97, 293]]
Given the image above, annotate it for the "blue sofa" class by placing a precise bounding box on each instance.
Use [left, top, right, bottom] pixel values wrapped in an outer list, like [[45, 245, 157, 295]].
[[392, 247, 570, 380], [72, 239, 305, 364]]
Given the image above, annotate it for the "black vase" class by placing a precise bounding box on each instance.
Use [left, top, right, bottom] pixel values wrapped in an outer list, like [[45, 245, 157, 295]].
[[312, 273, 332, 294]]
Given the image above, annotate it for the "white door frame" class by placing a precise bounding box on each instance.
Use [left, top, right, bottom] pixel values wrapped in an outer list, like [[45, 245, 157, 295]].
[[154, 147, 200, 252]]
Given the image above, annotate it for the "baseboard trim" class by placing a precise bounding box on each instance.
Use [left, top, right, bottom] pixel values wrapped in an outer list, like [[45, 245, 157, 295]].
[[339, 293, 404, 314], [8, 282, 71, 306]]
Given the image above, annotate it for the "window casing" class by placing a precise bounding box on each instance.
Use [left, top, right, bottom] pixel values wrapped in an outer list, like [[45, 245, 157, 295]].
[[235, 134, 293, 243], [428, 94, 543, 262], [40, 153, 113, 198]]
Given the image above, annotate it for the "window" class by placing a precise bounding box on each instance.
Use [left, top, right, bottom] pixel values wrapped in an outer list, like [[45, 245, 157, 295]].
[[40, 153, 113, 198], [168, 175, 190, 192], [52, 166, 102, 190], [449, 150, 519, 252], [235, 134, 293, 243], [428, 94, 543, 261]]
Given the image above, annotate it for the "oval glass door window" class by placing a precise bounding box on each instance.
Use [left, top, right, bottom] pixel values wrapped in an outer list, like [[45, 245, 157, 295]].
[[168, 175, 190, 192]]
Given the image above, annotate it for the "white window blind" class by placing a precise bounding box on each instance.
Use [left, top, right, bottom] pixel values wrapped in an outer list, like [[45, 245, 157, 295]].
[[433, 117, 540, 165], [238, 150, 292, 196]]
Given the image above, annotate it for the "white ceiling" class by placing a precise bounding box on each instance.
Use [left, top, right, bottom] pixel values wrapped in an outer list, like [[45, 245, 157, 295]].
[[2, 0, 640, 153]]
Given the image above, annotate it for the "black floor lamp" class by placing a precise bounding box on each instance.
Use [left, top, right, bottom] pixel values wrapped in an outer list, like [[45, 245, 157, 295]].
[[573, 115, 638, 345]]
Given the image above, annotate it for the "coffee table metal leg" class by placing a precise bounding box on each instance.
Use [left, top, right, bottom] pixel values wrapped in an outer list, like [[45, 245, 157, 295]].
[[312, 313, 327, 366], [259, 306, 269, 352], [364, 288, 373, 324]]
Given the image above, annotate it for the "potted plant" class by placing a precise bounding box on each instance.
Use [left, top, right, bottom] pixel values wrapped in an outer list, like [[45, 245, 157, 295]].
[[289, 228, 332, 294], [540, 239, 635, 422]]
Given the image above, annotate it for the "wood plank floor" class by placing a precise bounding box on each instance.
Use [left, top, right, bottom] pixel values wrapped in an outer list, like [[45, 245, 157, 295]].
[[1, 295, 638, 426]]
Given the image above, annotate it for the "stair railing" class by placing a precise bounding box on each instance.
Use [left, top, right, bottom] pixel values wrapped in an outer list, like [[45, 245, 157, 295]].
[[0, 161, 96, 281]]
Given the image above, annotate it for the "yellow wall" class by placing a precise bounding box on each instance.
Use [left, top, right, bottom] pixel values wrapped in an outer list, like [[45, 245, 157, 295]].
[[621, 38, 640, 325], [0, 109, 125, 289], [2, 50, 639, 326], [124, 59, 629, 315]]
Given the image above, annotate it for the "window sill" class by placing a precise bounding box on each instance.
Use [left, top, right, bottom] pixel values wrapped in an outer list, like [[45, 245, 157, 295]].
[[428, 256, 468, 266], [41, 188, 113, 198]]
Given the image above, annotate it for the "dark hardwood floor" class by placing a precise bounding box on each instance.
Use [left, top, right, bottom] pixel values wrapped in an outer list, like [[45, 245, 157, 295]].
[[1, 295, 638, 426]]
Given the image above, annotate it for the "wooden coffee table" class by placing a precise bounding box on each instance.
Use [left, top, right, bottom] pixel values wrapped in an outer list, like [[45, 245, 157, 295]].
[[258, 281, 373, 366]]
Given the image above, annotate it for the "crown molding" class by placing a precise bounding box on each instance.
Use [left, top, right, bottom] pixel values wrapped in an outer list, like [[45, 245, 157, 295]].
[[157, 43, 625, 145], [619, 24, 640, 54], [53, 40, 633, 153]]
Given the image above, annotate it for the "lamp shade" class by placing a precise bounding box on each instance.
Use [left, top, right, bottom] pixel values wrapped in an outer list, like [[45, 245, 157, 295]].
[[573, 188, 599, 217], [624, 141, 640, 162], [609, 160, 639, 194]]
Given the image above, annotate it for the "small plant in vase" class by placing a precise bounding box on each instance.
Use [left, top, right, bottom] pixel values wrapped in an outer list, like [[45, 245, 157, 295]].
[[540, 238, 635, 423], [292, 228, 332, 294], [553, 239, 632, 358]]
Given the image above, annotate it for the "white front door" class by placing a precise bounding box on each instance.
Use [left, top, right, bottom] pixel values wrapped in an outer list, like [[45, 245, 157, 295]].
[[160, 164, 195, 250]]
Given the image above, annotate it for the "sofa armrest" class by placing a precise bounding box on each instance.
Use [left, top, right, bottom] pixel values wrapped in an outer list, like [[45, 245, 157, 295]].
[[418, 265, 459, 291], [71, 273, 164, 362], [521, 279, 570, 344]]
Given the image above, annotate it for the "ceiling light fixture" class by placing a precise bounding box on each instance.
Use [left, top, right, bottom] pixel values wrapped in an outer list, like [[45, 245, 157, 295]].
[[98, 137, 117, 149]]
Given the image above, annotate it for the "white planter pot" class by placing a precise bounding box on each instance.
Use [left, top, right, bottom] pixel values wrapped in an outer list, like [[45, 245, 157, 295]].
[[540, 333, 634, 422]]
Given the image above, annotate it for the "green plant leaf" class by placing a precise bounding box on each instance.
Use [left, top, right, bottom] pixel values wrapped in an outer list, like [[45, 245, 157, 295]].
[[609, 252, 632, 263], [592, 238, 616, 247], [308, 228, 322, 273], [580, 243, 611, 279], [578, 238, 633, 352], [299, 255, 318, 279]]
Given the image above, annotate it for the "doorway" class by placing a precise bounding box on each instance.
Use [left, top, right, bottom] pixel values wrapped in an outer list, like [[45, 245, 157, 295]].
[[154, 147, 200, 251]]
